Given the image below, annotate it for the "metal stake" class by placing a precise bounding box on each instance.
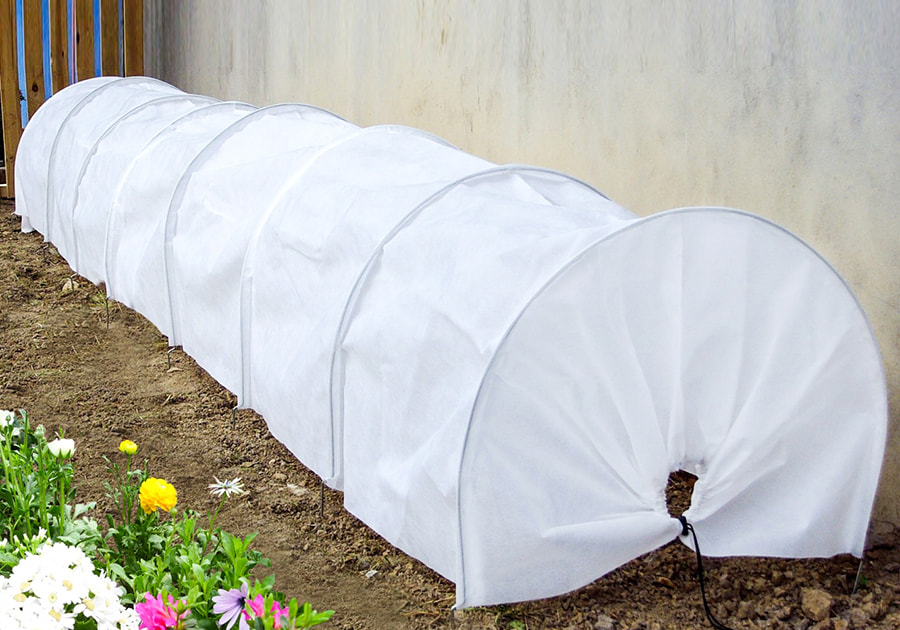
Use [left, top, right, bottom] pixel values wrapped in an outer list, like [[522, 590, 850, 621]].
[[319, 480, 326, 517], [852, 556, 865, 594]]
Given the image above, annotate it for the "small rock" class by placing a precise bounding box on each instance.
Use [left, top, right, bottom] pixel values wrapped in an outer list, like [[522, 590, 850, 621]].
[[61, 277, 78, 294], [802, 588, 833, 621], [861, 600, 883, 620], [593, 614, 616, 630], [653, 576, 675, 589], [737, 600, 754, 619], [286, 482, 308, 496], [774, 606, 793, 620], [364, 569, 378, 579], [810, 620, 832, 630], [272, 472, 287, 482], [831, 619, 849, 630], [846, 608, 869, 629]]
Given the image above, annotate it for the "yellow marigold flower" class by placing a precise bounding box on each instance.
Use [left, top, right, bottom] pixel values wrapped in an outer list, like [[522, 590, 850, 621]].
[[118, 439, 138, 455], [139, 477, 177, 514]]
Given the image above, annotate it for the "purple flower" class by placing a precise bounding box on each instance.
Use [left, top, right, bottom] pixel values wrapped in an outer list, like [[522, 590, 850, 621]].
[[212, 583, 250, 630]]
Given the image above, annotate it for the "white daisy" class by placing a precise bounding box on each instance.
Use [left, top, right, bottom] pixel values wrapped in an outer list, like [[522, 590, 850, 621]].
[[209, 476, 246, 497]]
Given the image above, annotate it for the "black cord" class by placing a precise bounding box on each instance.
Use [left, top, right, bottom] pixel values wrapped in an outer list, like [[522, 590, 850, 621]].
[[679, 516, 735, 630]]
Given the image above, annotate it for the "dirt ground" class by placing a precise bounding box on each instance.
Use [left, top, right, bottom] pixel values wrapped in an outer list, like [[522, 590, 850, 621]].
[[1, 198, 898, 630]]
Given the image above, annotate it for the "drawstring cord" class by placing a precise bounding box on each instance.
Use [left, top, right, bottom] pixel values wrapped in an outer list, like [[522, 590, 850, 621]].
[[679, 516, 735, 630]]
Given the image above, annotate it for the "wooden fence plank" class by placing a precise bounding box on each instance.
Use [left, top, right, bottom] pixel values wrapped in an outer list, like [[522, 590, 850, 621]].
[[0, 0, 23, 196], [23, 0, 45, 118], [49, 0, 69, 92], [100, 0, 118, 76], [0, 0, 142, 198], [123, 0, 142, 76], [75, 0, 94, 81]]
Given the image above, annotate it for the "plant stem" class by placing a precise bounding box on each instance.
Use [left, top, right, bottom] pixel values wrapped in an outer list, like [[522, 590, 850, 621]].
[[202, 496, 226, 558], [57, 465, 68, 536], [37, 445, 49, 536], [123, 453, 133, 525]]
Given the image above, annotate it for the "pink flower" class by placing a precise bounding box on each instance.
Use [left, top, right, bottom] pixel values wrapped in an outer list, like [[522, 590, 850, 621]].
[[243, 593, 288, 629], [135, 592, 189, 630], [246, 594, 267, 618], [270, 600, 289, 629]]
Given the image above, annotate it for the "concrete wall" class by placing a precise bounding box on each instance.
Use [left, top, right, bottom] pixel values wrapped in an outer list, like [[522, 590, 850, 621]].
[[145, 1, 900, 531]]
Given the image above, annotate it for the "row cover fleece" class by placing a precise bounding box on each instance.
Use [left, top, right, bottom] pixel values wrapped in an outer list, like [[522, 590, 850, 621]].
[[13, 77, 887, 608]]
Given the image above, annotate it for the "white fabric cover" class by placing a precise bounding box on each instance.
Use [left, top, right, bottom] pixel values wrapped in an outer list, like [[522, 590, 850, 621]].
[[14, 77, 120, 234], [165, 104, 358, 394], [339, 168, 637, 583], [13, 78, 887, 610], [71, 94, 220, 283], [44, 77, 183, 259], [454, 208, 886, 606], [241, 126, 493, 484], [104, 102, 257, 337]]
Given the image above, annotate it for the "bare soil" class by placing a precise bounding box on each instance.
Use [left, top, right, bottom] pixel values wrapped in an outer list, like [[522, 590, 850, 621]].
[[1, 198, 898, 630]]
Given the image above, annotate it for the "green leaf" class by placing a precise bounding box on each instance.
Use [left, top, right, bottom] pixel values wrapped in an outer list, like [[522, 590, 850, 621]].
[[72, 502, 96, 518], [107, 562, 128, 581], [72, 617, 96, 630], [259, 573, 276, 591]]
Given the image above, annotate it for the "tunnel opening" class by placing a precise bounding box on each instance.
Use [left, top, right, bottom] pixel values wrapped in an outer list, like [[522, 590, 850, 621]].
[[666, 469, 698, 518]]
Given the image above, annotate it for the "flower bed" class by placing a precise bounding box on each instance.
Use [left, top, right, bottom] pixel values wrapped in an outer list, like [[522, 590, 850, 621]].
[[0, 408, 334, 630]]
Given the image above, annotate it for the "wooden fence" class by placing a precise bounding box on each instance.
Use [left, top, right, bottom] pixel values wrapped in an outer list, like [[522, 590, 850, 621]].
[[0, 0, 143, 198]]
